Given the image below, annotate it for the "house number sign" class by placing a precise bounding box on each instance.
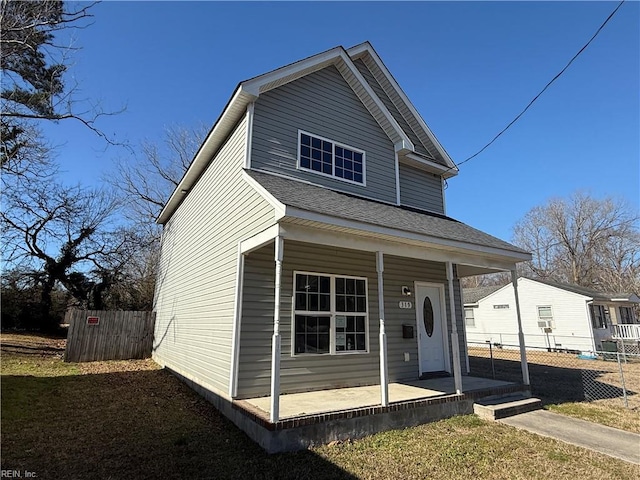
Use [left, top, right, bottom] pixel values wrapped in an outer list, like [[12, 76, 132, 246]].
[[398, 301, 412, 309]]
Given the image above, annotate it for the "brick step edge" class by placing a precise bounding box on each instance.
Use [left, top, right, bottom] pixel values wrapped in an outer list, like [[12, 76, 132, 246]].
[[473, 397, 542, 421]]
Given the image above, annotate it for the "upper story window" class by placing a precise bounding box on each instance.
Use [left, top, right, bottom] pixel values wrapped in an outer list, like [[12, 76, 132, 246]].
[[298, 131, 366, 185]]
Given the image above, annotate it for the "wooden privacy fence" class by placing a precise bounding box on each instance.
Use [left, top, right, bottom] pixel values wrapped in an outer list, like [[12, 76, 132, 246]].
[[64, 310, 155, 362]]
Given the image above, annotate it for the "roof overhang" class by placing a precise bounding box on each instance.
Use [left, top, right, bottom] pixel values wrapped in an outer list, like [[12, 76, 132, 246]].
[[157, 44, 422, 224], [347, 42, 459, 175], [401, 152, 458, 179]]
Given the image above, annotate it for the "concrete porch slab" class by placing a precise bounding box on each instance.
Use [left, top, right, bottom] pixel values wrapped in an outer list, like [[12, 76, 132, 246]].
[[243, 376, 514, 419]]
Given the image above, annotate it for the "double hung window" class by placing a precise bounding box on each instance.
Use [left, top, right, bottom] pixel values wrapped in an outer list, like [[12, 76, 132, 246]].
[[293, 272, 368, 355], [464, 308, 475, 327]]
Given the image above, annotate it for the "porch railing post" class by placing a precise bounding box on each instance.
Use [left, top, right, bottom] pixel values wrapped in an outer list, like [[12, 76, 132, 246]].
[[446, 262, 463, 395], [511, 270, 530, 386], [377, 251, 389, 406], [270, 236, 284, 422]]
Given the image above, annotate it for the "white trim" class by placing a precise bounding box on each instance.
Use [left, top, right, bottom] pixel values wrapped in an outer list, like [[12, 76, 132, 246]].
[[441, 177, 447, 215], [297, 130, 367, 187], [242, 47, 345, 97], [446, 262, 462, 394], [334, 55, 414, 153], [376, 251, 389, 406], [241, 170, 287, 219], [159, 42, 434, 224], [414, 282, 451, 376], [244, 102, 255, 169], [242, 46, 413, 152], [511, 271, 530, 386], [291, 270, 370, 356], [394, 152, 401, 206], [402, 153, 456, 179], [283, 206, 531, 264], [158, 89, 255, 224], [239, 224, 280, 254], [270, 235, 284, 422], [279, 222, 523, 273], [346, 42, 458, 172], [229, 246, 245, 398]]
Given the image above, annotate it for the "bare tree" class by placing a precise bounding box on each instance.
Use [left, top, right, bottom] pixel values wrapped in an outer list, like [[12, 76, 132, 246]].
[[512, 191, 640, 293], [1, 0, 123, 177], [111, 124, 206, 231], [1, 178, 125, 329]]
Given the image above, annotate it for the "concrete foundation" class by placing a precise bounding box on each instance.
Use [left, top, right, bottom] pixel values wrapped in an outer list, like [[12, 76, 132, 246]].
[[168, 368, 528, 453]]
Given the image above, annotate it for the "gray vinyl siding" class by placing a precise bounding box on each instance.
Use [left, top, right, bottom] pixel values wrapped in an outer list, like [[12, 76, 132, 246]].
[[352, 59, 430, 158], [383, 256, 465, 379], [398, 163, 444, 214], [236, 242, 466, 398], [251, 65, 397, 204], [153, 113, 276, 397]]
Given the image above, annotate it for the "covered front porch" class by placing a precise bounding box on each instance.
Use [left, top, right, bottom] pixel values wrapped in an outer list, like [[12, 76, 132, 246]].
[[228, 375, 528, 453], [240, 376, 519, 420]]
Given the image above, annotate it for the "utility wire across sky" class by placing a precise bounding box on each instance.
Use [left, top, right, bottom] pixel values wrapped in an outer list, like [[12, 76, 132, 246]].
[[442, 0, 626, 183]]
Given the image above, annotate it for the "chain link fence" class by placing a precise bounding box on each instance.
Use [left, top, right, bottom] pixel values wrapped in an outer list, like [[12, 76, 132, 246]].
[[468, 338, 640, 409]]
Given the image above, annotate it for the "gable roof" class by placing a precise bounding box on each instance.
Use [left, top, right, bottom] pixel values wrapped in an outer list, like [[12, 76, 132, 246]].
[[463, 277, 640, 304], [158, 42, 457, 225], [246, 170, 529, 261], [347, 42, 456, 171], [529, 278, 640, 303], [463, 285, 505, 304]]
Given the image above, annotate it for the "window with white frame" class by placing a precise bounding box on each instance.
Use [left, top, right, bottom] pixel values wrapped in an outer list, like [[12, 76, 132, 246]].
[[537, 306, 554, 329], [293, 272, 368, 355], [619, 306, 635, 324], [464, 308, 475, 327], [298, 131, 365, 185], [590, 304, 609, 329]]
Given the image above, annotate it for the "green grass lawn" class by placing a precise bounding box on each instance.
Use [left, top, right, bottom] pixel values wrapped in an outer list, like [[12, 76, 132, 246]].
[[2, 333, 639, 480]]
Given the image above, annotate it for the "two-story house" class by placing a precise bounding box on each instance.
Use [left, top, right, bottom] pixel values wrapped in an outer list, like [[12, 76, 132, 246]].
[[153, 42, 532, 452]]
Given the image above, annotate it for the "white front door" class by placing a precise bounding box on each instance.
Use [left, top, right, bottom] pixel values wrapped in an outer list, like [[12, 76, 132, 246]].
[[416, 284, 446, 373]]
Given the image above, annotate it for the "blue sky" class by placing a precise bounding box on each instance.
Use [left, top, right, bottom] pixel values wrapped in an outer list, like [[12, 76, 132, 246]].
[[44, 1, 639, 242]]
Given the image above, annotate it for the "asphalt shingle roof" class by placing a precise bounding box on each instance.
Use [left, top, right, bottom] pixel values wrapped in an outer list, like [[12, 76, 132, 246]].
[[248, 170, 529, 256], [462, 285, 506, 304]]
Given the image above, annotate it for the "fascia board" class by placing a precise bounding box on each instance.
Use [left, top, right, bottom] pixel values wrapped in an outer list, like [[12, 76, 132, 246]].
[[474, 284, 512, 305], [241, 47, 345, 96], [402, 153, 458, 179], [336, 53, 414, 153], [241, 170, 286, 219], [526, 277, 593, 301], [282, 205, 531, 263], [157, 87, 256, 224], [346, 43, 458, 173]]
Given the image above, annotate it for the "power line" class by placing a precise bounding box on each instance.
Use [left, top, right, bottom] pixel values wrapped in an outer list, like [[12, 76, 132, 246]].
[[443, 0, 626, 182]]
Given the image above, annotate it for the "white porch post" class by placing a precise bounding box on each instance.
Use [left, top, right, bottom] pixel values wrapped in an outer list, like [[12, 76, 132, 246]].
[[270, 236, 284, 422], [446, 262, 463, 395], [511, 270, 530, 386], [376, 251, 389, 406]]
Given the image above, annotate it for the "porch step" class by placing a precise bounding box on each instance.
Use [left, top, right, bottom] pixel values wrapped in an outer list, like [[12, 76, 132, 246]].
[[473, 395, 542, 421]]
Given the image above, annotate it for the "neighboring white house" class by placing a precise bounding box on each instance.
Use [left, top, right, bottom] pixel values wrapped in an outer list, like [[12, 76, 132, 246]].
[[463, 278, 640, 354]]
